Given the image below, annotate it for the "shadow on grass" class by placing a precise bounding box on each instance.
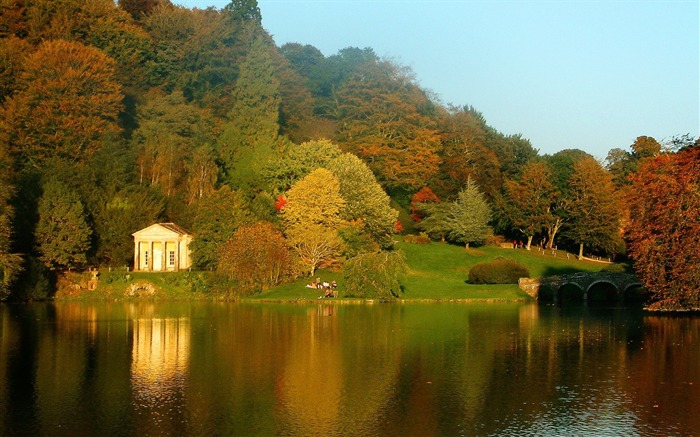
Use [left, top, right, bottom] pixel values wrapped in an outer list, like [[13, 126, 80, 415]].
[[541, 266, 587, 277]]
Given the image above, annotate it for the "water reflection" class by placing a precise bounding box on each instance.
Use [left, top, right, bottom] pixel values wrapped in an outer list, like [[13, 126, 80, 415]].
[[0, 302, 698, 436]]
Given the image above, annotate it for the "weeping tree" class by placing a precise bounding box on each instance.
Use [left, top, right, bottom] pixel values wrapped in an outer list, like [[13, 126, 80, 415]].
[[343, 250, 408, 299]]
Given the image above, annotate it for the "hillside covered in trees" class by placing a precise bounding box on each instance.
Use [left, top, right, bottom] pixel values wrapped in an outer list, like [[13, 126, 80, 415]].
[[0, 0, 697, 308]]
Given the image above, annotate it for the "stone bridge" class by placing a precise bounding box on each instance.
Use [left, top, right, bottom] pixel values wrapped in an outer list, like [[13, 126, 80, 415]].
[[519, 272, 644, 304]]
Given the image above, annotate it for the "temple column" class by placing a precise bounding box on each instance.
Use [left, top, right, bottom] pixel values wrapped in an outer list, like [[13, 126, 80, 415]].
[[162, 240, 168, 271], [174, 240, 180, 272], [149, 241, 154, 271], [134, 241, 140, 271]]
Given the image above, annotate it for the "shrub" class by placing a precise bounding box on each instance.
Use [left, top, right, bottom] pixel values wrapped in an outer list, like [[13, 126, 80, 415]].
[[468, 257, 530, 284], [404, 233, 431, 244]]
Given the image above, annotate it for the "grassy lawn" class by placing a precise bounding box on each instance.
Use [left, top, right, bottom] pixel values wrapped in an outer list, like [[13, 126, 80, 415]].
[[249, 239, 610, 302]]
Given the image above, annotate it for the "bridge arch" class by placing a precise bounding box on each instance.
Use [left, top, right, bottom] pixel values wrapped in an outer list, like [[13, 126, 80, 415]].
[[556, 282, 584, 304], [519, 273, 643, 306], [622, 282, 646, 303], [586, 280, 619, 305]]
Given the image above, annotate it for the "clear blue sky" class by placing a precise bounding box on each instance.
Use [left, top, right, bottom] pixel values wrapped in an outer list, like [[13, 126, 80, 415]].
[[174, 0, 699, 158]]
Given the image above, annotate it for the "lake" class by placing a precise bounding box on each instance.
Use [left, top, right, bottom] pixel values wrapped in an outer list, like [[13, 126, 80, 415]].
[[1, 301, 698, 436]]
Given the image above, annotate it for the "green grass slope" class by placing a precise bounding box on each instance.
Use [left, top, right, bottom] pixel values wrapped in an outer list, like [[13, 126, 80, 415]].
[[396, 240, 605, 301]]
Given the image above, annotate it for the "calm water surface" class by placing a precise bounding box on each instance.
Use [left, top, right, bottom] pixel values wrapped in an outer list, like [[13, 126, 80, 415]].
[[1, 302, 698, 436]]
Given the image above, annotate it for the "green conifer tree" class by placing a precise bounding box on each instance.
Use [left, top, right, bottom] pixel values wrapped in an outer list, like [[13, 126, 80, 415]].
[[35, 180, 92, 270], [218, 33, 281, 189], [445, 178, 492, 248]]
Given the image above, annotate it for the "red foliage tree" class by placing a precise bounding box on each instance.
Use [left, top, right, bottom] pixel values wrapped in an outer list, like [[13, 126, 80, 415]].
[[626, 146, 700, 310], [410, 187, 440, 222], [275, 194, 288, 211]]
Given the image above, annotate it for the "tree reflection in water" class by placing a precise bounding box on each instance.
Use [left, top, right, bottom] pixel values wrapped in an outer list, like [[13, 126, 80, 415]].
[[0, 302, 698, 436]]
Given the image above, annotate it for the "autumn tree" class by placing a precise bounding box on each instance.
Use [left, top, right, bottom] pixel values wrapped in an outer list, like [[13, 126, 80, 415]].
[[502, 161, 560, 250], [626, 146, 700, 310], [35, 180, 92, 271], [436, 106, 502, 199], [0, 164, 22, 298], [0, 36, 30, 102], [445, 178, 492, 248], [10, 0, 152, 93], [281, 168, 345, 276], [544, 149, 592, 197], [118, 0, 161, 20], [190, 186, 254, 269], [336, 59, 442, 192], [217, 221, 291, 292], [218, 32, 282, 188], [631, 135, 661, 159], [605, 136, 662, 188], [0, 39, 123, 170], [410, 187, 441, 222], [564, 157, 622, 259], [605, 147, 637, 188], [327, 153, 398, 248]]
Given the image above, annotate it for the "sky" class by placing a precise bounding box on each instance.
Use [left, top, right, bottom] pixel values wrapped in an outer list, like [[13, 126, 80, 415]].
[[174, 0, 699, 158]]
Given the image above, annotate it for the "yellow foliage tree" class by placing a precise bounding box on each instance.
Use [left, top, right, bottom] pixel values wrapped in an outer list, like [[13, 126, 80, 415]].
[[281, 168, 345, 276]]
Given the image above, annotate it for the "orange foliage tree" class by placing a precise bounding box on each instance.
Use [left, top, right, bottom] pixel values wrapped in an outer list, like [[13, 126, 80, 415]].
[[217, 222, 291, 292], [502, 161, 560, 250], [626, 146, 700, 310], [336, 60, 442, 192], [1, 39, 123, 169]]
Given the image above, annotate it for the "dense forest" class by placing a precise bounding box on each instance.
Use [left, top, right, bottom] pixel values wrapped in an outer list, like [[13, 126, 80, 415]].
[[0, 0, 698, 308]]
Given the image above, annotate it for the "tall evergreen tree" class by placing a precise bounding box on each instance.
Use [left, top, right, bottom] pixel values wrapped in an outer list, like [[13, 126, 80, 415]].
[[445, 178, 492, 248], [218, 33, 282, 188], [189, 186, 254, 269], [224, 0, 262, 24], [35, 180, 92, 271]]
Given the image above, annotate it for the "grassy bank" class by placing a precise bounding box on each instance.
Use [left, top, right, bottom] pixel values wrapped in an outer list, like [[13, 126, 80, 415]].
[[251, 240, 608, 302], [62, 240, 612, 302]]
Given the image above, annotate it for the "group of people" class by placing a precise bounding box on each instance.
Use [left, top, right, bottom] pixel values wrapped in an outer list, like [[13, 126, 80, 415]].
[[307, 278, 338, 298]]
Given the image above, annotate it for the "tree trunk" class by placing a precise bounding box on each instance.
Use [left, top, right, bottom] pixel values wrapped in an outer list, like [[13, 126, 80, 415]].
[[578, 243, 584, 260], [526, 235, 533, 250], [547, 217, 563, 249], [465, 242, 469, 249]]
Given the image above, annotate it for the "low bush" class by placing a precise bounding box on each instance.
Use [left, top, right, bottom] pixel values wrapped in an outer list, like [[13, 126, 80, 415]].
[[404, 233, 431, 244], [468, 257, 530, 284]]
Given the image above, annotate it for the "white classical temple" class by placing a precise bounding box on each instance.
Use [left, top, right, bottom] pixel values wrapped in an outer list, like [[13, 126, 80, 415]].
[[132, 223, 193, 272]]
